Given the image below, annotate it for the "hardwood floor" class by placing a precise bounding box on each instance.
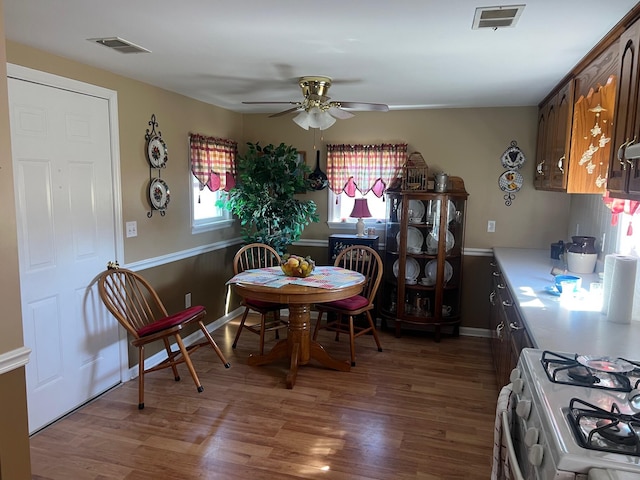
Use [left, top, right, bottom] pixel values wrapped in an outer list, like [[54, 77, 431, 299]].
[[30, 316, 500, 480]]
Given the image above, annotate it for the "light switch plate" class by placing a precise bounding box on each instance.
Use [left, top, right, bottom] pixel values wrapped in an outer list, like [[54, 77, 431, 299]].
[[126, 221, 137, 238], [487, 220, 496, 233]]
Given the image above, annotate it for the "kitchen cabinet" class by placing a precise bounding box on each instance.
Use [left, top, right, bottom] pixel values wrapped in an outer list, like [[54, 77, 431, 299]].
[[534, 80, 573, 191], [567, 39, 619, 194], [380, 178, 468, 342], [609, 19, 640, 197], [328, 234, 379, 265], [489, 260, 533, 386]]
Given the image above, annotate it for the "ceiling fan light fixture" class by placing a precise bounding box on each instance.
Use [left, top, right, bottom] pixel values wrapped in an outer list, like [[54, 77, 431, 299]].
[[308, 107, 336, 130], [293, 111, 313, 130]]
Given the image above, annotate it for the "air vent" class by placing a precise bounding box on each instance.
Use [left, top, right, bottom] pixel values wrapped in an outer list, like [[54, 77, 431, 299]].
[[87, 37, 151, 54], [472, 4, 525, 30]]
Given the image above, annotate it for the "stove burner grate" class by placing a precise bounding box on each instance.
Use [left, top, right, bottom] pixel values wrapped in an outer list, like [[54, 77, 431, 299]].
[[541, 350, 634, 392], [567, 398, 640, 456]]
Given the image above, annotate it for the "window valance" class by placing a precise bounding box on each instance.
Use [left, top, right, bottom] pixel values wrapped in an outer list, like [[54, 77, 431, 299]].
[[189, 134, 237, 192], [326, 143, 406, 197]]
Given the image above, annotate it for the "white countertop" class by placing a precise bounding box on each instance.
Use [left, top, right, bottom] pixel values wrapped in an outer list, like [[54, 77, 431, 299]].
[[493, 247, 640, 358]]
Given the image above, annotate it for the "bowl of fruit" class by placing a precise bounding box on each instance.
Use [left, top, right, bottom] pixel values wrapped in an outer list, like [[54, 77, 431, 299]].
[[280, 254, 315, 278]]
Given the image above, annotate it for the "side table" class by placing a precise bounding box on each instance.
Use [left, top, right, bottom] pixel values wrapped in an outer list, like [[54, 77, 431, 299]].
[[328, 234, 380, 265]]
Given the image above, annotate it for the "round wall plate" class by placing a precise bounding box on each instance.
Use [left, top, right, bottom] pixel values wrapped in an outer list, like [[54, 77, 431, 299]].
[[146, 135, 168, 168], [149, 177, 170, 210]]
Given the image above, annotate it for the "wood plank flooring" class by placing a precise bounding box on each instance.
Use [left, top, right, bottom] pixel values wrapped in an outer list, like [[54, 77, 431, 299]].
[[30, 316, 500, 480]]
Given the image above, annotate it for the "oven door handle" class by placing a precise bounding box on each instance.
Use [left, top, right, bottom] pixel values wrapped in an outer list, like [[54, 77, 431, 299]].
[[501, 411, 526, 480]]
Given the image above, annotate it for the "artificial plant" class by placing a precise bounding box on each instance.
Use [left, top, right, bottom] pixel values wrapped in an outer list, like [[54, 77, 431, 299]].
[[217, 142, 318, 254]]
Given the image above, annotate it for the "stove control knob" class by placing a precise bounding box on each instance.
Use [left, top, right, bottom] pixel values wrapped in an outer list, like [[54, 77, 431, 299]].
[[512, 378, 524, 394], [524, 427, 539, 447], [516, 399, 532, 419], [528, 443, 544, 466], [509, 368, 521, 382]]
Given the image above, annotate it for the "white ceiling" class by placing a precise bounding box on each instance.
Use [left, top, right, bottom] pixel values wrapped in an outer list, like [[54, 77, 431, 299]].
[[4, 1, 639, 115]]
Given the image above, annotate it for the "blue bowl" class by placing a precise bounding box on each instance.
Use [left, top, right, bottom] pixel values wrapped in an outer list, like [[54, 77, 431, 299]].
[[554, 274, 582, 293]]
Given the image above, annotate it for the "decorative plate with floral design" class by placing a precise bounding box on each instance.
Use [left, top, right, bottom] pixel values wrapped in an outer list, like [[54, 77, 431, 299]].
[[146, 135, 168, 168], [149, 177, 170, 210]]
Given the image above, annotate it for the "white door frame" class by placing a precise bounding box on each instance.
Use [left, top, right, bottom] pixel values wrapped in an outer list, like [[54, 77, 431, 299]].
[[7, 63, 129, 381]]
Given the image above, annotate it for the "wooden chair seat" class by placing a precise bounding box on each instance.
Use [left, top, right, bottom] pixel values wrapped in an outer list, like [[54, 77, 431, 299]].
[[98, 266, 230, 409]]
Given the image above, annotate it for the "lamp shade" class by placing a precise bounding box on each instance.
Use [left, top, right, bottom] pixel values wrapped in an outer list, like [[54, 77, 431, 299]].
[[350, 198, 372, 219], [350, 198, 372, 237]]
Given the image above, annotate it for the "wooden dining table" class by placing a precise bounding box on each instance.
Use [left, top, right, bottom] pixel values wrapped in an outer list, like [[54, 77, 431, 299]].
[[229, 266, 365, 388]]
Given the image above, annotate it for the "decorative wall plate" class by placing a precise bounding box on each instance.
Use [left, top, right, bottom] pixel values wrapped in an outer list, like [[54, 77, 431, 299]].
[[501, 140, 526, 169], [499, 170, 523, 192], [146, 135, 168, 168], [149, 177, 170, 210]]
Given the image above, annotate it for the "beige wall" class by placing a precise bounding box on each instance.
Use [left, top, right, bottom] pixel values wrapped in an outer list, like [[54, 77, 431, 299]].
[[6, 41, 243, 264], [0, 0, 32, 477], [243, 108, 572, 250]]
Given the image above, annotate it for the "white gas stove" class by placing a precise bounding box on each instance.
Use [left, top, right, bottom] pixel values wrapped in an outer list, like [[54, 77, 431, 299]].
[[508, 348, 640, 479]]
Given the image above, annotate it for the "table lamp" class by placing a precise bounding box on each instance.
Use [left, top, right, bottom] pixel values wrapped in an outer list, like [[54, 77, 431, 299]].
[[350, 198, 372, 237]]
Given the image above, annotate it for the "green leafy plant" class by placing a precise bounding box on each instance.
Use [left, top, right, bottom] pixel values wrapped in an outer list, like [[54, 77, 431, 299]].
[[217, 142, 319, 254]]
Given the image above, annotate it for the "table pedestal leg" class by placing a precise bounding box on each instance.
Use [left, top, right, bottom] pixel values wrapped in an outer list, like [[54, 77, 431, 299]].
[[247, 303, 350, 388]]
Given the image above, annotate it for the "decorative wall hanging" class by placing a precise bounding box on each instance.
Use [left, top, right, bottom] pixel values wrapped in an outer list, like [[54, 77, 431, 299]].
[[308, 150, 328, 190], [145, 114, 169, 217], [498, 140, 526, 206]]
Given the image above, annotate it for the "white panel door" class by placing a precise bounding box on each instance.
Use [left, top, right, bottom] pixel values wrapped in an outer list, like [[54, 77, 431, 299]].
[[9, 77, 121, 433]]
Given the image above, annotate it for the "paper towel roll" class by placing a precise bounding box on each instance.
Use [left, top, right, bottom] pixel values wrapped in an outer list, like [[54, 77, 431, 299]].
[[602, 254, 616, 315], [607, 255, 637, 324]]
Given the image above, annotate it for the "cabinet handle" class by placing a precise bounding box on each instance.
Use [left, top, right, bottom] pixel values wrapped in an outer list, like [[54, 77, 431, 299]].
[[627, 138, 637, 169], [618, 139, 632, 169], [489, 291, 496, 305], [490, 261, 497, 267], [509, 321, 524, 331], [557, 155, 565, 173], [497, 283, 506, 289], [502, 300, 513, 307], [536, 160, 545, 175], [496, 322, 504, 340], [492, 271, 500, 277]]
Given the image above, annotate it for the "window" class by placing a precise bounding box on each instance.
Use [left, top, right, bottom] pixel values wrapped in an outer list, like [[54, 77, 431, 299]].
[[325, 143, 406, 230], [189, 133, 237, 233], [327, 190, 387, 230], [191, 176, 233, 233]]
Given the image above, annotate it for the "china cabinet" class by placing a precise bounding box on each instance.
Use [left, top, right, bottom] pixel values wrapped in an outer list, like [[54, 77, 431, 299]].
[[380, 177, 468, 341]]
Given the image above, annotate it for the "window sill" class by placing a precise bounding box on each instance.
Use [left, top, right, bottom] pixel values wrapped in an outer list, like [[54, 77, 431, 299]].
[[192, 218, 235, 234]]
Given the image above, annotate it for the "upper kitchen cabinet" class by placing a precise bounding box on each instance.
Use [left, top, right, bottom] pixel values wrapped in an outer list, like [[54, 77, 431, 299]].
[[567, 40, 619, 194], [534, 80, 573, 191], [609, 19, 640, 197]]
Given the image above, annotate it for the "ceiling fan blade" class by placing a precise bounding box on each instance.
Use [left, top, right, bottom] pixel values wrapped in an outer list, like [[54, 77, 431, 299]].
[[242, 101, 298, 105], [336, 101, 389, 112], [269, 106, 302, 117], [327, 106, 355, 120]]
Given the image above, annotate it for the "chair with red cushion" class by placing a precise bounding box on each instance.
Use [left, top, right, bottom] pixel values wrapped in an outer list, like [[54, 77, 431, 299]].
[[232, 243, 288, 354], [312, 245, 383, 366], [98, 265, 230, 409]]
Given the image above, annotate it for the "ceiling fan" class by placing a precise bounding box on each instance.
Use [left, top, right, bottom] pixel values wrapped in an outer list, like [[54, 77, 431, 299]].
[[242, 76, 389, 130]]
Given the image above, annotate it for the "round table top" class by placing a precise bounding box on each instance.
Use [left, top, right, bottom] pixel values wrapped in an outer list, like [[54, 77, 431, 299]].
[[231, 266, 365, 304]]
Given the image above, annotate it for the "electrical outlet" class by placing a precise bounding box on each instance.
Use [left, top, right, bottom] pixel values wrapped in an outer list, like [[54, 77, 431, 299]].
[[487, 220, 496, 233], [185, 293, 191, 308], [126, 221, 137, 238]]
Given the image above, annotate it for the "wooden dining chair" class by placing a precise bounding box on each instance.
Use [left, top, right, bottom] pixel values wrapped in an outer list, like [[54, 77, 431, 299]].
[[98, 265, 230, 409], [312, 245, 383, 366], [232, 243, 288, 354]]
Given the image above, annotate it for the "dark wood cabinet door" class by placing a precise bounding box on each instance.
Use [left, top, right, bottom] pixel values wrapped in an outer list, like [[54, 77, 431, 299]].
[[609, 22, 640, 194], [550, 82, 573, 190], [534, 106, 549, 188]]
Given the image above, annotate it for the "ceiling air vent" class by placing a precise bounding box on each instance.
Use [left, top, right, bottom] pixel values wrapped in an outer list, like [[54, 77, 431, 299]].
[[87, 37, 151, 54], [472, 4, 525, 30]]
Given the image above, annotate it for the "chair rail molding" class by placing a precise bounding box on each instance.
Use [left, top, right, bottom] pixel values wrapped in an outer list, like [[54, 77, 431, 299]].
[[0, 346, 31, 375]]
